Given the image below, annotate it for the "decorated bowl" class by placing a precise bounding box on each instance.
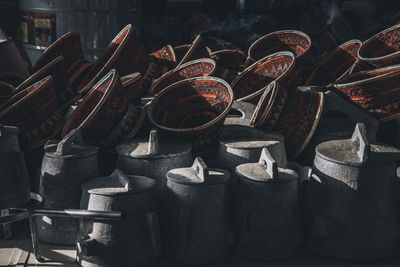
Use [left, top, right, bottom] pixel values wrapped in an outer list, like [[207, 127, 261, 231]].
[[231, 51, 295, 103], [210, 49, 246, 83], [148, 76, 233, 140], [63, 69, 128, 140], [120, 73, 146, 103], [177, 35, 210, 67], [151, 58, 216, 95], [77, 24, 148, 94]]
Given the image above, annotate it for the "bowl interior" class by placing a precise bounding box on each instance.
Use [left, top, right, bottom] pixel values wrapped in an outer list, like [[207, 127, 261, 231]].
[[151, 79, 232, 130], [360, 26, 400, 59]]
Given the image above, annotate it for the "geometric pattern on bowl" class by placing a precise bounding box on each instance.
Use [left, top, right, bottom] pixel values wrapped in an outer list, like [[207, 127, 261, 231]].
[[149, 76, 233, 140], [151, 58, 216, 95], [63, 69, 128, 141], [231, 51, 295, 103], [306, 39, 362, 86]]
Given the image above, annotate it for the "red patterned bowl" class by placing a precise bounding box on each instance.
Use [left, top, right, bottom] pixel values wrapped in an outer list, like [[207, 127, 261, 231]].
[[0, 76, 58, 133], [148, 76, 233, 140], [77, 24, 148, 94], [174, 44, 191, 63], [101, 104, 145, 148], [338, 64, 400, 84], [231, 51, 295, 103], [33, 31, 88, 85], [333, 68, 400, 112], [120, 73, 146, 103], [177, 35, 210, 67], [306, 39, 362, 86], [246, 30, 311, 67], [151, 58, 216, 95], [357, 24, 400, 70], [271, 84, 324, 158], [150, 45, 177, 68], [63, 69, 128, 140], [210, 49, 246, 83]]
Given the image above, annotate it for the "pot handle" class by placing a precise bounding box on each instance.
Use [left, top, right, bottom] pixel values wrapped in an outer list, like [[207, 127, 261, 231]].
[[192, 157, 209, 182], [146, 212, 161, 257], [111, 169, 132, 192], [56, 128, 84, 156], [147, 129, 159, 155], [258, 148, 278, 180], [179, 207, 191, 251], [351, 123, 370, 163]]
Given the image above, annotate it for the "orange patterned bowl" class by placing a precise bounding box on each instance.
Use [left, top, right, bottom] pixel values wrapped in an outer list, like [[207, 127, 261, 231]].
[[357, 24, 400, 70], [120, 73, 145, 103], [231, 51, 295, 103], [77, 24, 148, 94], [148, 76, 233, 140], [63, 69, 128, 140], [0, 76, 58, 133], [177, 35, 210, 67], [151, 58, 216, 95], [306, 39, 362, 86]]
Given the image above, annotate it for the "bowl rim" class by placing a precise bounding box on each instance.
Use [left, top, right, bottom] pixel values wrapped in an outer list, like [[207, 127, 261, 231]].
[[148, 76, 234, 133]]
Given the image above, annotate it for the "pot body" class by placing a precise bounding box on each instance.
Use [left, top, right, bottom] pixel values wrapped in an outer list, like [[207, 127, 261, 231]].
[[116, 154, 192, 201], [164, 180, 230, 264], [0, 127, 31, 209], [78, 187, 159, 266], [37, 154, 99, 245], [305, 155, 399, 260], [235, 177, 300, 260]]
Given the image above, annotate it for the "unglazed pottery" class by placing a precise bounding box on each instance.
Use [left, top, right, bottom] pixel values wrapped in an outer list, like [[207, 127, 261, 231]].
[[306, 40, 362, 86], [151, 58, 216, 95], [63, 69, 128, 141], [210, 49, 246, 83], [76, 24, 148, 94], [148, 76, 233, 141], [0, 76, 58, 133], [231, 51, 295, 103]]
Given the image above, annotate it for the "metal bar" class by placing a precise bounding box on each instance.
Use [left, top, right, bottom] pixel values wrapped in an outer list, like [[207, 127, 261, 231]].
[[29, 209, 122, 221]]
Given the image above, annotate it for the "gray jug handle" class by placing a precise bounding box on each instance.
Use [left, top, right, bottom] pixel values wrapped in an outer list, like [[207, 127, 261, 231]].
[[111, 169, 132, 192], [147, 129, 159, 155], [239, 203, 250, 241], [192, 157, 209, 182], [56, 128, 84, 156], [351, 123, 370, 163], [146, 212, 161, 257], [259, 148, 278, 180], [179, 207, 191, 251]]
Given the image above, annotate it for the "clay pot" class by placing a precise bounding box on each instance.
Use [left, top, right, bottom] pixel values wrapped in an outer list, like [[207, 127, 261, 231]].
[[306, 40, 362, 86], [176, 35, 210, 67], [305, 123, 400, 260], [63, 69, 128, 141], [76, 24, 148, 94], [210, 49, 246, 83], [0, 76, 58, 133], [151, 58, 216, 95], [231, 51, 295, 103], [148, 76, 233, 141]]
